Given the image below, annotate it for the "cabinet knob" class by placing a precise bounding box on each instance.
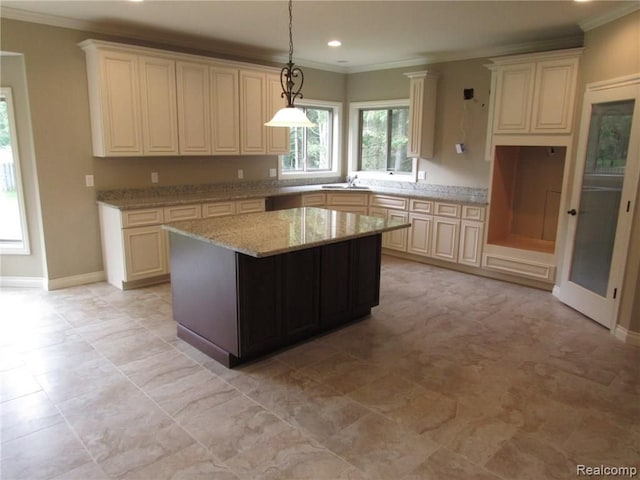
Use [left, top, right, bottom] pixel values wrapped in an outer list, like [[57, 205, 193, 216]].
[[567, 209, 577, 216]]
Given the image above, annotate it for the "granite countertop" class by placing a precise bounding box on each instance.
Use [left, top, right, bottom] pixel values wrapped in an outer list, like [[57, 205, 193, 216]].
[[97, 182, 488, 210], [163, 207, 411, 257]]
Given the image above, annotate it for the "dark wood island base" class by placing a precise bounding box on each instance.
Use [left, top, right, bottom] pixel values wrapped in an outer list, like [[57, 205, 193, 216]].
[[170, 232, 382, 367]]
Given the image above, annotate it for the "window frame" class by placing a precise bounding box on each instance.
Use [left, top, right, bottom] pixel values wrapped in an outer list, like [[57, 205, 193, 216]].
[[278, 99, 342, 179], [348, 99, 417, 182], [0, 87, 30, 255]]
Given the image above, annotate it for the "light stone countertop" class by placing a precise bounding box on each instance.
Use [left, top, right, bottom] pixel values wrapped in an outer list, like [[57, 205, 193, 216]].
[[163, 207, 411, 257], [97, 183, 488, 210]]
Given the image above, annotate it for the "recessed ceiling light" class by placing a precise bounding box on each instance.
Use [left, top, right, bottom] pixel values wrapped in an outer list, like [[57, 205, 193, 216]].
[[328, 40, 342, 47]]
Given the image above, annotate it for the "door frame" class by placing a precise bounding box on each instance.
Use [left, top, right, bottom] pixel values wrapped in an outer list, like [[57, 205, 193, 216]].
[[558, 73, 640, 331]]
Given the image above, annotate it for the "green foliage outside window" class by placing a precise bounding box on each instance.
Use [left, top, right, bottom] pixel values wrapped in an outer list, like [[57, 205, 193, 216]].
[[586, 100, 634, 174], [282, 107, 332, 172], [359, 107, 410, 173]]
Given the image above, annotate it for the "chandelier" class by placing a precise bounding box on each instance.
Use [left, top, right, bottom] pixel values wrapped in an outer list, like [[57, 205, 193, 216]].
[[265, 0, 315, 128]]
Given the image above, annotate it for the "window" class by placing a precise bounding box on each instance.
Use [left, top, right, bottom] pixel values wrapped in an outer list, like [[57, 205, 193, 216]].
[[585, 100, 634, 175], [349, 99, 416, 181], [0, 88, 30, 254], [280, 100, 342, 178]]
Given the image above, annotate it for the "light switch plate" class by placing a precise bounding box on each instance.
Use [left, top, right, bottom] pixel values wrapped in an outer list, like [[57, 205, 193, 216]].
[[151, 172, 159, 184], [269, 168, 277, 178], [85, 174, 94, 187], [417, 170, 426, 180], [237, 169, 244, 179]]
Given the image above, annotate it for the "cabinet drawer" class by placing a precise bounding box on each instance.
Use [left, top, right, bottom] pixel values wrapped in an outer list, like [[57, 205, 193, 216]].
[[462, 205, 485, 222], [483, 253, 555, 282], [164, 204, 201, 222], [202, 201, 235, 218], [236, 198, 265, 214], [409, 199, 433, 214], [330, 205, 369, 215], [369, 195, 408, 210], [326, 193, 369, 207], [434, 202, 461, 218], [301, 193, 326, 207], [122, 208, 163, 227]]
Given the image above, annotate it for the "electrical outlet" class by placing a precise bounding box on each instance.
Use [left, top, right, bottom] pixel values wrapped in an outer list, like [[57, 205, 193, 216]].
[[417, 170, 426, 180], [269, 168, 277, 178], [85, 174, 94, 187], [237, 169, 244, 179], [151, 172, 159, 184]]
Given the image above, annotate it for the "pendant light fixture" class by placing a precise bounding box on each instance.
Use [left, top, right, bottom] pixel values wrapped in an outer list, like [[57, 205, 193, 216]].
[[265, 0, 315, 128]]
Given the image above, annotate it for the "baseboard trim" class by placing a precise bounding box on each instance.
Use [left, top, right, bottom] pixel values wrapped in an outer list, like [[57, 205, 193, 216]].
[[614, 325, 640, 346], [0, 276, 46, 288], [46, 271, 106, 291]]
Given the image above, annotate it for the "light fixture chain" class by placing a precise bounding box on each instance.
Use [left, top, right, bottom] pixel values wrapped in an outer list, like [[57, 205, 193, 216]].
[[288, 0, 294, 63]]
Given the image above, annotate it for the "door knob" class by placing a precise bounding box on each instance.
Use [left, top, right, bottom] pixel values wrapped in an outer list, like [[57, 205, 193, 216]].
[[567, 209, 577, 216]]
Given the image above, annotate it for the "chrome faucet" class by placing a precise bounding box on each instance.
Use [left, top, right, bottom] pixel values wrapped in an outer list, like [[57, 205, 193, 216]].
[[346, 174, 358, 188]]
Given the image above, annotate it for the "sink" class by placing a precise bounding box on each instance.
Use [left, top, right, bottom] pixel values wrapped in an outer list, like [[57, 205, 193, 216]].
[[321, 184, 370, 190]]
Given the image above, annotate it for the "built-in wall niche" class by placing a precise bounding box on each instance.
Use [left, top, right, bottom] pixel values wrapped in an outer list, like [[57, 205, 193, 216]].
[[487, 145, 566, 254]]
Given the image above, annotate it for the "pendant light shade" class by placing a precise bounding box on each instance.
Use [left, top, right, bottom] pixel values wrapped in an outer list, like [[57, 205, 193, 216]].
[[265, 0, 315, 128]]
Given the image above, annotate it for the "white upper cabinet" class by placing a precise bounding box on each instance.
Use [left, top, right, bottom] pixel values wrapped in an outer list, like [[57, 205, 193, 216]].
[[489, 49, 581, 136], [80, 39, 283, 157], [266, 73, 290, 154], [405, 71, 438, 159], [138, 55, 179, 155], [81, 44, 143, 156], [176, 61, 211, 155], [211, 66, 240, 155], [239, 69, 268, 155]]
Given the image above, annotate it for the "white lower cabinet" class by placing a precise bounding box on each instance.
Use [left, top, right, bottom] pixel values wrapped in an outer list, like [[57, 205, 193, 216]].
[[326, 192, 369, 214], [431, 216, 460, 263], [99, 198, 265, 289], [123, 225, 168, 282], [407, 212, 433, 256], [458, 220, 484, 267]]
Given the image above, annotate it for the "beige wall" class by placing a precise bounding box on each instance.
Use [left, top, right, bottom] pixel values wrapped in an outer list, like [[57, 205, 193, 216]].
[[348, 59, 492, 188], [578, 10, 640, 333], [0, 18, 346, 281]]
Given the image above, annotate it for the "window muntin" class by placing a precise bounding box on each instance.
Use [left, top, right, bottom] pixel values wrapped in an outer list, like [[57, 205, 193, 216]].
[[281, 107, 334, 174], [0, 88, 30, 254]]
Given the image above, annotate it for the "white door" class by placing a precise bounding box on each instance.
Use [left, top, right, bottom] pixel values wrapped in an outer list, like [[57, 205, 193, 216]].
[[558, 75, 640, 328]]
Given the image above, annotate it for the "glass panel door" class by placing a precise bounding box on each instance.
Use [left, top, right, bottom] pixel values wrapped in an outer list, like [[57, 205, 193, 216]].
[[568, 100, 634, 296]]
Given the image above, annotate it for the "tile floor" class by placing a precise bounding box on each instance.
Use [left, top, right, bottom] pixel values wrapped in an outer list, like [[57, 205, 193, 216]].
[[1, 255, 639, 479]]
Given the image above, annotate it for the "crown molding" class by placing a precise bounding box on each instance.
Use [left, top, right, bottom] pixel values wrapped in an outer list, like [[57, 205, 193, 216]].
[[0, 6, 595, 75], [580, 2, 640, 32]]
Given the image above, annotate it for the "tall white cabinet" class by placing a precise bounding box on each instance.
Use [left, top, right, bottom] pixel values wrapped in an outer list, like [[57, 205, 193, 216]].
[[483, 48, 582, 285]]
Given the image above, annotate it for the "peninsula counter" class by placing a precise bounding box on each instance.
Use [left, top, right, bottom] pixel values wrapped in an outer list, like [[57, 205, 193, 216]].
[[164, 207, 410, 367]]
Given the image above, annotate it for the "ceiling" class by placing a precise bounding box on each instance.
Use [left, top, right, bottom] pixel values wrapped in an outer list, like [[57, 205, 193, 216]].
[[2, 1, 638, 72]]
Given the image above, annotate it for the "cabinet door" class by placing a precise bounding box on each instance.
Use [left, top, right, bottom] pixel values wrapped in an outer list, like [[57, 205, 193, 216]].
[[266, 73, 290, 154], [138, 56, 179, 154], [368, 207, 389, 247], [281, 249, 319, 341], [123, 225, 167, 281], [406, 72, 438, 159], [239, 70, 267, 154], [386, 210, 408, 252], [211, 66, 240, 154], [176, 61, 211, 154], [95, 50, 143, 155], [458, 220, 484, 267], [530, 58, 579, 133], [237, 255, 281, 357], [431, 217, 460, 263], [407, 212, 432, 256], [493, 63, 536, 133]]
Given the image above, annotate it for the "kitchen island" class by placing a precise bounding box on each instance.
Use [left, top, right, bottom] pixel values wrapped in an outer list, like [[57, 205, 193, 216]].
[[164, 207, 410, 367]]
